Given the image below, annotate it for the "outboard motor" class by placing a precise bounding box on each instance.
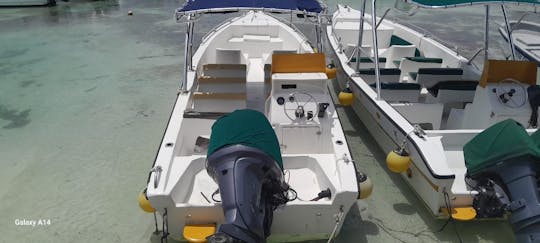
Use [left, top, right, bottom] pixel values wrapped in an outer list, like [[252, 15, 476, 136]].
[[464, 119, 540, 243], [205, 109, 289, 243]]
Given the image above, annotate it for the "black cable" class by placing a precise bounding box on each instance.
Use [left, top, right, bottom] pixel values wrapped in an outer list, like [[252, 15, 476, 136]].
[[438, 191, 463, 243], [211, 188, 221, 202]]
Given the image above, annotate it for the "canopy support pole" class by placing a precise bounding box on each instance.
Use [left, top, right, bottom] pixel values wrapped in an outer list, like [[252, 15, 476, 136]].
[[188, 21, 195, 71], [370, 0, 382, 100], [316, 13, 323, 52], [181, 17, 193, 92], [484, 5, 489, 62], [501, 5, 516, 61], [355, 0, 368, 73]]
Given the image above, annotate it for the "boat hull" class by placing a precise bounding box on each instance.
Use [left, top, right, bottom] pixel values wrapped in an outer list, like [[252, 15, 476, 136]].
[[326, 25, 460, 216]]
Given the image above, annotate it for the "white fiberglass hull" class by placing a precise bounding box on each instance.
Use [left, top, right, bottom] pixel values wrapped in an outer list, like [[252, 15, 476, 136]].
[[325, 5, 484, 217], [144, 11, 360, 241]]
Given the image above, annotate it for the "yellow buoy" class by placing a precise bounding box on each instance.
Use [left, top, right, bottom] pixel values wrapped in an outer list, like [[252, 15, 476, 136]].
[[325, 65, 337, 79], [138, 188, 155, 213], [357, 172, 373, 199], [386, 148, 411, 173], [183, 224, 216, 243], [338, 87, 354, 106]]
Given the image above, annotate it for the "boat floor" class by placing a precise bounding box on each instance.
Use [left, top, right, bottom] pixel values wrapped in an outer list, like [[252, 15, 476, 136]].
[[175, 154, 335, 206]]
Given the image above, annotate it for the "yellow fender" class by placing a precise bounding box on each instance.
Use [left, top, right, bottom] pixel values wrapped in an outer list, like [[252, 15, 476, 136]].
[[138, 188, 155, 213], [386, 149, 411, 173]]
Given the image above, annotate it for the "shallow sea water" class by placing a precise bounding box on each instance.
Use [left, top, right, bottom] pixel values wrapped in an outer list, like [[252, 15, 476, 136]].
[[0, 1, 539, 242]]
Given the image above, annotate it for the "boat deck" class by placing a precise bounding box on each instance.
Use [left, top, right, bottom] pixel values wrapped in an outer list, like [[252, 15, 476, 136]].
[[172, 154, 336, 206]]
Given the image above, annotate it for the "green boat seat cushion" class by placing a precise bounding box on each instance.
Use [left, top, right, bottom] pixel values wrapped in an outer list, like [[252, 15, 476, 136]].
[[404, 57, 443, 63], [409, 72, 418, 81], [418, 68, 463, 75], [208, 109, 283, 169], [358, 68, 401, 75], [428, 80, 478, 97], [369, 82, 421, 90], [464, 119, 540, 176], [350, 57, 387, 63]]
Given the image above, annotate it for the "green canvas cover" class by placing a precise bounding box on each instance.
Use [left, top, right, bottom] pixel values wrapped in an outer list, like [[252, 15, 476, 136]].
[[207, 109, 283, 169], [464, 119, 540, 176]]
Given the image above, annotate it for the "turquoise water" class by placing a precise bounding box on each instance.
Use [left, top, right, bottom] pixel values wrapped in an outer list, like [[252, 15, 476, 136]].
[[0, 1, 538, 242]]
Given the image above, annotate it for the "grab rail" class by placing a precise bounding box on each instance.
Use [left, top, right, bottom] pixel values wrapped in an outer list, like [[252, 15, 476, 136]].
[[151, 166, 162, 189]]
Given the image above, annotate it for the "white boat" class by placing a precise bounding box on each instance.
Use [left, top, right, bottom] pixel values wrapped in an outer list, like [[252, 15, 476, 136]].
[[499, 20, 540, 65], [327, 2, 540, 242], [0, 0, 55, 7], [138, 1, 369, 242]]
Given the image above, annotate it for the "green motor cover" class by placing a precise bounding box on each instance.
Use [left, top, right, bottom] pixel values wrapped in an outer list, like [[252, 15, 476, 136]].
[[207, 109, 283, 170], [464, 119, 540, 176]]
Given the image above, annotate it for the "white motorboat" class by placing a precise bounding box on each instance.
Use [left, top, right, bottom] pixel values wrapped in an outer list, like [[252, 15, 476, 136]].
[[327, 2, 540, 242], [138, 1, 370, 242], [0, 0, 55, 7], [499, 20, 540, 65]]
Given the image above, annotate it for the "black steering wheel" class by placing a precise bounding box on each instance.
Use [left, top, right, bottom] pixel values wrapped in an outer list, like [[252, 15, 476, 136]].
[[496, 78, 527, 108], [283, 91, 319, 122]]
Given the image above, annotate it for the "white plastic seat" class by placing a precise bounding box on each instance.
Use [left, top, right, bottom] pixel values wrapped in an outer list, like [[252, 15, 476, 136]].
[[383, 45, 417, 68], [398, 57, 443, 82]]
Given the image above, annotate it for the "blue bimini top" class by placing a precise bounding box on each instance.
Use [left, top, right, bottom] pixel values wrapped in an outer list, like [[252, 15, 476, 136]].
[[177, 0, 323, 16]]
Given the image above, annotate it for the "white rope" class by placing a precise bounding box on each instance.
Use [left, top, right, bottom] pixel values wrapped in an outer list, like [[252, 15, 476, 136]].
[[326, 209, 345, 243]]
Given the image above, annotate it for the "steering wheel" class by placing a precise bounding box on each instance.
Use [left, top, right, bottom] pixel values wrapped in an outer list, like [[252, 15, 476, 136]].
[[495, 78, 527, 108], [283, 91, 319, 122]]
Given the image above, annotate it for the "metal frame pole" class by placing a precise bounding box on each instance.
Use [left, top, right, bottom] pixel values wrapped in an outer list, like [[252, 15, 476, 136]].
[[371, 0, 382, 100], [355, 0, 368, 72], [181, 24, 189, 92], [188, 21, 195, 71], [316, 13, 323, 52], [484, 5, 489, 62], [501, 5, 516, 60]]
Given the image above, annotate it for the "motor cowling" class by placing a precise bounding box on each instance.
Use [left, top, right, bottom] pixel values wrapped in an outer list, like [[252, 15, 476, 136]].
[[205, 109, 289, 243], [464, 119, 540, 242]]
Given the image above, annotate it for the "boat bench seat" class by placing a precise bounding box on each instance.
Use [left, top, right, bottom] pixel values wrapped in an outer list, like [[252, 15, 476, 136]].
[[398, 57, 443, 82], [191, 92, 246, 113], [369, 82, 421, 102], [197, 76, 247, 93], [349, 57, 387, 69], [358, 68, 401, 84], [427, 80, 478, 104], [413, 68, 464, 86], [391, 103, 444, 129], [202, 64, 247, 78]]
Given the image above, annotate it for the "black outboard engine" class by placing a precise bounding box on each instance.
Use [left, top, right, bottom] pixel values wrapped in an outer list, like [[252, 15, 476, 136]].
[[464, 119, 540, 242], [205, 109, 289, 243]]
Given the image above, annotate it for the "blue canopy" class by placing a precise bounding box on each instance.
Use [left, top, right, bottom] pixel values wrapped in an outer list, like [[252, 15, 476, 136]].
[[176, 0, 323, 16]]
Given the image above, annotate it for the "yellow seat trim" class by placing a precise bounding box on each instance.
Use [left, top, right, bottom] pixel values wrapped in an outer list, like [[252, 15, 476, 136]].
[[441, 206, 477, 221], [183, 224, 216, 243], [271, 53, 326, 74], [479, 60, 537, 88]]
